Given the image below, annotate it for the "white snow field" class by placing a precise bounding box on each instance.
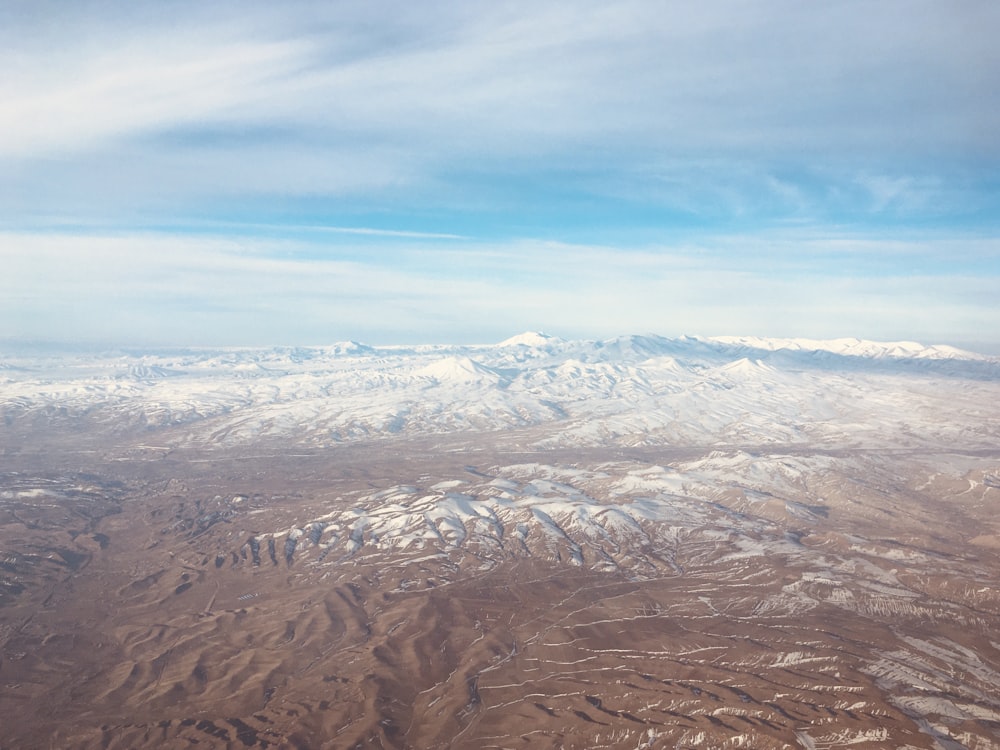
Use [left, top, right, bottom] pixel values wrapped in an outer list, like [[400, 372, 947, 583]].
[[2, 332, 997, 451]]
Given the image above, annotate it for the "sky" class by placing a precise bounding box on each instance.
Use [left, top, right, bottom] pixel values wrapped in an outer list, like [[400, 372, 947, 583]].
[[2, 0, 999, 351]]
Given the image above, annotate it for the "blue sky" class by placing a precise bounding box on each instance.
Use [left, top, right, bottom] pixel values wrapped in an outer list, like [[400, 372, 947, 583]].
[[2, 0, 998, 350]]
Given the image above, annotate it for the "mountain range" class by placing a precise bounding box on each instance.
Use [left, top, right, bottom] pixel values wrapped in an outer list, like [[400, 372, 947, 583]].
[[3, 332, 998, 452], [1, 333, 999, 749]]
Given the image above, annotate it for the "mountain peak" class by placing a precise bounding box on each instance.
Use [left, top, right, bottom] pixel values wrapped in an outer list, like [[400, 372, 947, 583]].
[[498, 331, 556, 348], [414, 355, 505, 385]]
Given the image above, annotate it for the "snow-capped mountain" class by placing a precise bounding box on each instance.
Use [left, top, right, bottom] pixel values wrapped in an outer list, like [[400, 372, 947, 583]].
[[2, 332, 997, 451]]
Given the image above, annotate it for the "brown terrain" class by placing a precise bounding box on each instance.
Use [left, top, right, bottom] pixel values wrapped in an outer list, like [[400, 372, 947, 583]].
[[2, 427, 1000, 749]]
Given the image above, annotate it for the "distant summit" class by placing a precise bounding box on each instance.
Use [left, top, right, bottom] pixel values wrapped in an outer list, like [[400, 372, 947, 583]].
[[329, 341, 374, 356], [498, 331, 557, 347], [414, 355, 505, 385]]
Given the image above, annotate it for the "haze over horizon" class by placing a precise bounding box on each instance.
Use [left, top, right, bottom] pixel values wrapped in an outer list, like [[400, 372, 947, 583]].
[[3, 1, 998, 351]]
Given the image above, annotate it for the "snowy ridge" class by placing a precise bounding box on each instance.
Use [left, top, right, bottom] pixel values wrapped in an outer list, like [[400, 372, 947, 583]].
[[704, 336, 987, 360], [227, 455, 849, 577], [1, 332, 998, 450], [704, 335, 988, 361]]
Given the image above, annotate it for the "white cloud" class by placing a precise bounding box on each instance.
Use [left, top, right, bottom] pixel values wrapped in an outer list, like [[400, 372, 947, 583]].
[[4, 1, 998, 165], [2, 230, 997, 349], [0, 31, 309, 158]]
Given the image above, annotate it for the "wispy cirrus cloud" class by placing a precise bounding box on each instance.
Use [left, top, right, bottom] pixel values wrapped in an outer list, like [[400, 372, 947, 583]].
[[4, 2, 998, 193], [1, 31, 309, 158]]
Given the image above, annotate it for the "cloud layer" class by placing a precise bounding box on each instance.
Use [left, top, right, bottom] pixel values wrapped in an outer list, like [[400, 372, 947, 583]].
[[2, 1, 998, 348], [3, 230, 997, 351]]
